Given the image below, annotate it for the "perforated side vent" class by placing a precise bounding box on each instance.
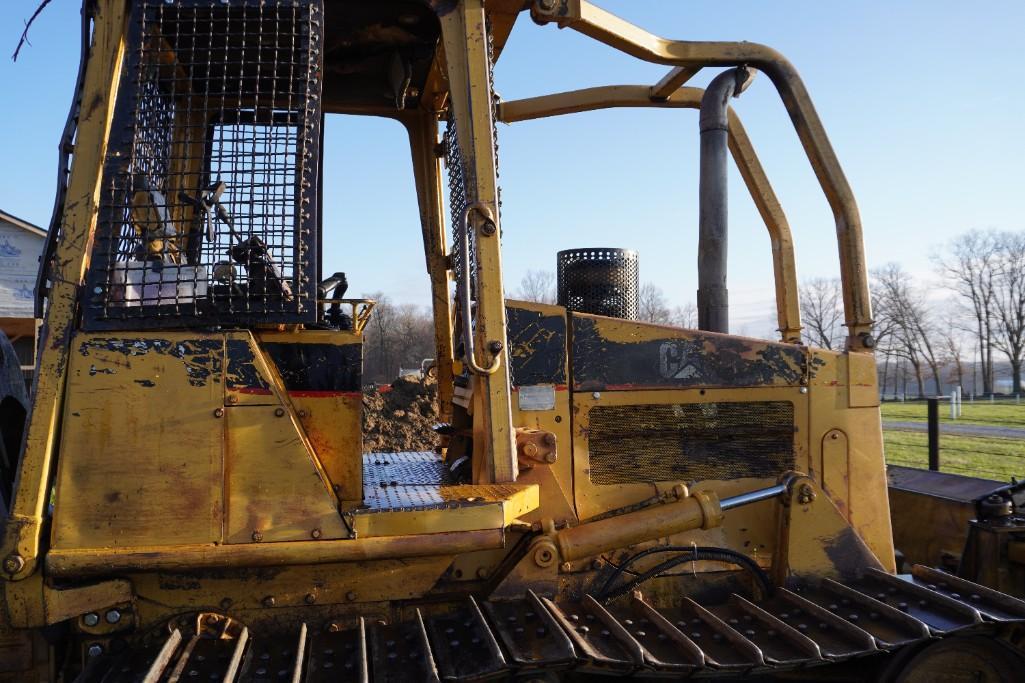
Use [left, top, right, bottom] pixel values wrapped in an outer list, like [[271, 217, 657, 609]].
[[588, 401, 795, 485]]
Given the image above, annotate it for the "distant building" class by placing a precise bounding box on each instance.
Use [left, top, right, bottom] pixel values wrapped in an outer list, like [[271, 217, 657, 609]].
[[0, 210, 45, 373]]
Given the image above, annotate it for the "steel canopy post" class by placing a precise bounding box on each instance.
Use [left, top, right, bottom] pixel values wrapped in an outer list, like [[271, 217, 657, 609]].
[[439, 1, 518, 483]]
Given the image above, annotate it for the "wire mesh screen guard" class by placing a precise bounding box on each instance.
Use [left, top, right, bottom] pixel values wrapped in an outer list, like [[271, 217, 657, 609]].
[[557, 248, 639, 320], [588, 401, 796, 485], [84, 0, 323, 329]]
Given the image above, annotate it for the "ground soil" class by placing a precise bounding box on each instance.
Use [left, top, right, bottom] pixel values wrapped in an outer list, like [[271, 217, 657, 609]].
[[362, 376, 440, 453]]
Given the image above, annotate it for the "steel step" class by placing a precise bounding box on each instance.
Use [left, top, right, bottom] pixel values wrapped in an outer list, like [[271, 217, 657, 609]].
[[81, 565, 1021, 682]]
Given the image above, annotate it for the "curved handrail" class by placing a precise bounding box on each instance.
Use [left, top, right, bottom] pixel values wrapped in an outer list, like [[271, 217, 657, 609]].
[[498, 85, 803, 343], [458, 202, 502, 375], [532, 0, 872, 350]]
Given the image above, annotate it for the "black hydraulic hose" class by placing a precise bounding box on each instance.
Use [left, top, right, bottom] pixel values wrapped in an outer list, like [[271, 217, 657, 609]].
[[594, 545, 773, 602]]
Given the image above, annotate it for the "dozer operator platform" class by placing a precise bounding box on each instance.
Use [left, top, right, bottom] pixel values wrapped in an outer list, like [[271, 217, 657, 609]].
[[2, 0, 1024, 681]]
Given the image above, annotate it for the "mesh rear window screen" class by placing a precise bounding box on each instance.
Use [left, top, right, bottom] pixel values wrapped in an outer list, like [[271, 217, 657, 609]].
[[84, 0, 323, 329], [588, 401, 795, 485]]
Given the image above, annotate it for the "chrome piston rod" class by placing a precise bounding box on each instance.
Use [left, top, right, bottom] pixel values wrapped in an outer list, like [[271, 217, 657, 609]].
[[720, 483, 788, 511]]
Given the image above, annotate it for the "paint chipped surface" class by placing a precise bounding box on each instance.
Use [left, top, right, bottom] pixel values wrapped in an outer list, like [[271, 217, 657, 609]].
[[572, 315, 806, 391], [78, 337, 222, 387]]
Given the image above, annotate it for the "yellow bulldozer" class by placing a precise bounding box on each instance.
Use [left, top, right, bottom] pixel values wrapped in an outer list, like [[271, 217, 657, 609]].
[[1, 0, 1024, 680]]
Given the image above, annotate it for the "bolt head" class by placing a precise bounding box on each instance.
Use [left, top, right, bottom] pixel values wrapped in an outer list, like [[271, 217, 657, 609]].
[[83, 613, 100, 627], [487, 340, 504, 354], [87, 644, 104, 658], [537, 0, 557, 11], [3, 555, 24, 574], [213, 407, 224, 418], [252, 530, 263, 542], [346, 591, 357, 602], [311, 528, 322, 539], [544, 453, 557, 463], [304, 593, 317, 605], [274, 407, 285, 417], [262, 596, 276, 607], [592, 391, 601, 400], [480, 220, 497, 236], [105, 610, 121, 624], [227, 394, 238, 404]]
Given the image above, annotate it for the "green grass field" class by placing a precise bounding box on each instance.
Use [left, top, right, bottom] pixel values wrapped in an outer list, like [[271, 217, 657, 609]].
[[881, 399, 1025, 428], [883, 429, 1025, 481]]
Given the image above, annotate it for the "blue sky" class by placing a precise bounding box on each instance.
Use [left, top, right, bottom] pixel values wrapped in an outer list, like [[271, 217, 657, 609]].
[[2, 1, 1022, 336]]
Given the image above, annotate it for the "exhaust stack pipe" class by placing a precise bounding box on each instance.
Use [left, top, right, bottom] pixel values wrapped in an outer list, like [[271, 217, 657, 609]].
[[698, 67, 754, 333]]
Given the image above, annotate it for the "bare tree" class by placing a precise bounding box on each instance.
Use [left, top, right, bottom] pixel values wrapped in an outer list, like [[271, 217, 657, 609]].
[[872, 264, 942, 396], [514, 269, 557, 305], [992, 231, 1025, 393], [936, 231, 999, 394], [799, 277, 844, 350], [638, 282, 674, 324], [671, 301, 698, 329], [936, 315, 967, 391]]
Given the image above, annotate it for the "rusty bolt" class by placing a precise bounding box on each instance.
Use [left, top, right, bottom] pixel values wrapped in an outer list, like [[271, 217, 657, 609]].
[[536, 0, 557, 11], [487, 340, 503, 354], [87, 644, 104, 658], [533, 545, 555, 568], [311, 528, 322, 539], [797, 484, 816, 505], [105, 610, 122, 624], [559, 562, 572, 573], [346, 591, 357, 602], [305, 593, 317, 605], [3, 555, 24, 574], [522, 442, 539, 458], [83, 613, 100, 627], [298, 410, 309, 418], [830, 432, 839, 440], [213, 408, 224, 418], [326, 623, 342, 633], [252, 530, 264, 542], [476, 567, 489, 579], [480, 220, 497, 237], [544, 453, 557, 463], [274, 407, 285, 417], [262, 596, 276, 608], [227, 394, 239, 405], [542, 433, 556, 446]]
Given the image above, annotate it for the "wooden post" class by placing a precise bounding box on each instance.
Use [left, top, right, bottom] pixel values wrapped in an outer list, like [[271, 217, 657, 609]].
[[927, 397, 940, 471]]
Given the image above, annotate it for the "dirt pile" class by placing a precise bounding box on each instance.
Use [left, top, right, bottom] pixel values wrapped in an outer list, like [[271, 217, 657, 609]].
[[362, 376, 441, 453]]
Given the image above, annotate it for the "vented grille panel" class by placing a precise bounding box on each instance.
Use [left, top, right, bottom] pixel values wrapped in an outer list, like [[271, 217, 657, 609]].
[[557, 248, 639, 320], [84, 0, 322, 329], [588, 401, 795, 485]]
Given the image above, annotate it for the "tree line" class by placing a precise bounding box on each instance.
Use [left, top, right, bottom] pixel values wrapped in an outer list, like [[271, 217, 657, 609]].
[[801, 230, 1025, 397]]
